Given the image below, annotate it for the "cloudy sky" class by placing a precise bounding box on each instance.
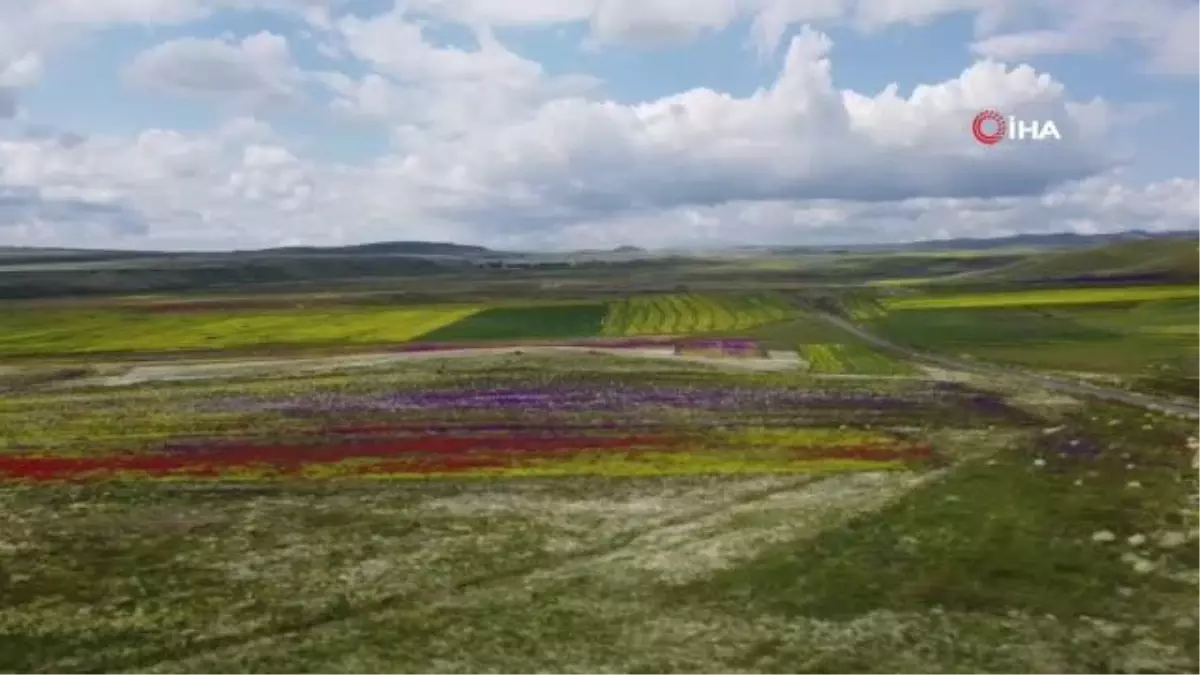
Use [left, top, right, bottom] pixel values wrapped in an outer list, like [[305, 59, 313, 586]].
[[0, 0, 1196, 251]]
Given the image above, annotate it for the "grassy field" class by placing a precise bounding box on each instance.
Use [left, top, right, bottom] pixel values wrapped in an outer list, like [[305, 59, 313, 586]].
[[0, 293, 800, 358], [883, 284, 1198, 310], [416, 303, 608, 342], [0, 305, 481, 357], [2, 245, 1198, 672], [798, 343, 913, 375], [870, 299, 1197, 376], [601, 293, 793, 336], [740, 313, 916, 375], [0, 353, 1195, 672]]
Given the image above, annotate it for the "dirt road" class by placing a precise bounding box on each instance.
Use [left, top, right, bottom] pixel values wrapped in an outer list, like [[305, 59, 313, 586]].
[[819, 313, 1198, 418]]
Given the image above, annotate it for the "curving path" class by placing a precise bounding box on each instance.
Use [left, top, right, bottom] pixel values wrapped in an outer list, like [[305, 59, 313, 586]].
[[818, 313, 1199, 418]]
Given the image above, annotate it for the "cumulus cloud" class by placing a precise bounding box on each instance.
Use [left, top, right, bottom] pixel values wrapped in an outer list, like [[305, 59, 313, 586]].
[[589, 0, 741, 47], [0, 0, 1193, 251], [123, 31, 305, 107], [391, 0, 1197, 78], [534, 172, 1200, 250], [365, 29, 1115, 230], [969, 0, 1200, 75], [3, 23, 1192, 252], [323, 8, 599, 139]]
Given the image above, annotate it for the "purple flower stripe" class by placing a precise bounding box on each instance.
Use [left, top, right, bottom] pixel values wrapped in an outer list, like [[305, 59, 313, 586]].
[[208, 385, 930, 414]]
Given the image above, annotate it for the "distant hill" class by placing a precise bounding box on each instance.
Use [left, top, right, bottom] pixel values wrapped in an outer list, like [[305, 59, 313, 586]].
[[765, 229, 1197, 254], [261, 241, 494, 257], [961, 239, 1199, 283]]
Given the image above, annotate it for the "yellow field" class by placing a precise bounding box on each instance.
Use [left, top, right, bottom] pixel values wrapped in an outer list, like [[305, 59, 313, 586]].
[[602, 293, 792, 336], [883, 285, 1198, 310], [0, 305, 481, 355]]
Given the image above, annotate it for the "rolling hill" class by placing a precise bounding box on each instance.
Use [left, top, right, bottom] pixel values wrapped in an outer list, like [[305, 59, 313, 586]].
[[958, 238, 1199, 283]]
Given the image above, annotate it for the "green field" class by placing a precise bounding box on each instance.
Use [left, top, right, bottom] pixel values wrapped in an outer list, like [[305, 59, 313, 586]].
[[739, 312, 915, 375], [3, 236, 1199, 672], [0, 305, 479, 357], [799, 342, 914, 375], [883, 284, 1198, 310], [743, 316, 854, 349], [417, 303, 608, 342], [601, 293, 793, 336], [869, 298, 1198, 385], [0, 293, 799, 358], [1, 354, 1195, 673]]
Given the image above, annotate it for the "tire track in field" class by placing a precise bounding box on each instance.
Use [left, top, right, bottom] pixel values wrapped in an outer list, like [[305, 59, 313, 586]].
[[820, 313, 1198, 417], [103, 475, 839, 673]]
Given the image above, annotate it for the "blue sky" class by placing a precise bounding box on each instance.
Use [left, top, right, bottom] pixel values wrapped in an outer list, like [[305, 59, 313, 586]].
[[0, 0, 1195, 250]]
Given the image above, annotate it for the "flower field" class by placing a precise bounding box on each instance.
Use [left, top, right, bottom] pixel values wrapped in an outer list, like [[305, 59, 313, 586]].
[[2, 348, 1197, 673], [0, 292, 799, 358], [0, 352, 1034, 485]]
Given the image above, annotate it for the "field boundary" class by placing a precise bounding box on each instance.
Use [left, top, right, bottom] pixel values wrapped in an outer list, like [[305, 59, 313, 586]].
[[818, 313, 1199, 417]]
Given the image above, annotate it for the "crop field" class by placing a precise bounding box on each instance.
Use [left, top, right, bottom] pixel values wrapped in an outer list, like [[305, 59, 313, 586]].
[[2, 245, 1198, 673], [414, 303, 608, 342], [868, 297, 1199, 387], [736, 311, 915, 375], [0, 293, 802, 359], [601, 293, 793, 336], [1, 350, 1197, 672], [0, 304, 481, 357], [882, 284, 1198, 310], [798, 343, 914, 375], [0, 355, 988, 482]]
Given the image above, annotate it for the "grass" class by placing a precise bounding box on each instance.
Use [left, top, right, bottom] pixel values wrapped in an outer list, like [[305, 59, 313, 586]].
[[676, 398, 1200, 638], [870, 308, 1117, 347], [0, 305, 479, 357], [882, 284, 1198, 310], [798, 343, 913, 375], [742, 316, 851, 349], [0, 384, 1194, 672], [740, 311, 915, 375], [868, 299, 1198, 380], [601, 293, 793, 336], [415, 303, 608, 342], [1, 275, 1197, 672], [963, 239, 1199, 283]]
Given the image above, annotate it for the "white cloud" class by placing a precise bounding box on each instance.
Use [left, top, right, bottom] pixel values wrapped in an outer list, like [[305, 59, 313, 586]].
[[969, 1, 1200, 75], [324, 8, 599, 139], [394, 0, 1197, 78], [0, 0, 1193, 252], [0, 53, 43, 89], [589, 0, 741, 47], [4, 24, 1191, 252], [369, 30, 1114, 231], [123, 31, 305, 108], [535, 171, 1200, 250]]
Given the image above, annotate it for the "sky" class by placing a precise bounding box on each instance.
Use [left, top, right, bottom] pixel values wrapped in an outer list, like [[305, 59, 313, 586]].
[[0, 0, 1196, 251]]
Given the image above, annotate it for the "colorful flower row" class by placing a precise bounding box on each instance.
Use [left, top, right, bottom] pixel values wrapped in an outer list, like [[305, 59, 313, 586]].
[[0, 435, 934, 482]]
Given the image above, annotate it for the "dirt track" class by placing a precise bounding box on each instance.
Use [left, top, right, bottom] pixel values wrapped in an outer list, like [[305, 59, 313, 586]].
[[818, 313, 1199, 418], [75, 345, 808, 387]]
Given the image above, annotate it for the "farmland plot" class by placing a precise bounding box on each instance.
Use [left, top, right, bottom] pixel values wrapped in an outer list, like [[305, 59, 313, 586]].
[[414, 303, 608, 342], [882, 284, 1198, 310], [601, 293, 793, 336], [0, 353, 1195, 673], [1, 354, 994, 481], [868, 296, 1198, 386], [0, 304, 480, 357], [798, 343, 913, 375]]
